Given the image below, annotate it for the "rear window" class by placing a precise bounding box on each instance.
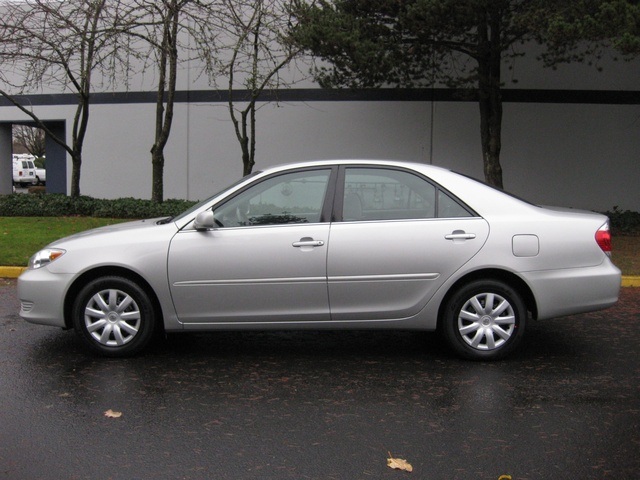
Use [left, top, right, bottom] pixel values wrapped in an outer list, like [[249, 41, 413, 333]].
[[455, 172, 537, 206]]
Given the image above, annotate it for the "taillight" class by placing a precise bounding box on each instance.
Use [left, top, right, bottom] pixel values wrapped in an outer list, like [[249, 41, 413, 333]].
[[595, 223, 612, 257]]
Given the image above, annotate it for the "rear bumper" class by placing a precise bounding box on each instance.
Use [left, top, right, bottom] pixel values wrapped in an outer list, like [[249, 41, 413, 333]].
[[522, 261, 622, 320]]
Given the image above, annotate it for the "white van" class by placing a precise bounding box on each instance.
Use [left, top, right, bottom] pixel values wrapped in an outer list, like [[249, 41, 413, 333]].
[[12, 154, 38, 187]]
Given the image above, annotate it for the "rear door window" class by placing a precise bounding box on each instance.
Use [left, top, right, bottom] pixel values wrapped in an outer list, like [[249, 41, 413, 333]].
[[342, 167, 472, 221]]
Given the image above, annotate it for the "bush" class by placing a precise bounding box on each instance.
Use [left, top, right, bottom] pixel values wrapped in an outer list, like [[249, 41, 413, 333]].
[[0, 193, 197, 219], [92, 197, 197, 218], [605, 207, 640, 236]]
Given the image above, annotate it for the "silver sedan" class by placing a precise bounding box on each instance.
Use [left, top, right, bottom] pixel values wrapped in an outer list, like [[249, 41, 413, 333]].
[[18, 160, 621, 360]]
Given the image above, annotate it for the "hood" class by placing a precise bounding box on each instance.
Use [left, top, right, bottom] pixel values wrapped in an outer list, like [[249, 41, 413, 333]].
[[49, 217, 175, 246]]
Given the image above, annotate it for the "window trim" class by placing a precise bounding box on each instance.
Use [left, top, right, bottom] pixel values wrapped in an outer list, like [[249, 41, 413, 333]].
[[209, 166, 338, 228], [334, 165, 478, 222]]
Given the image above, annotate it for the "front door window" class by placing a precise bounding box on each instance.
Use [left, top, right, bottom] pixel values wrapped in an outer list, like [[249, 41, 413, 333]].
[[213, 169, 332, 228]]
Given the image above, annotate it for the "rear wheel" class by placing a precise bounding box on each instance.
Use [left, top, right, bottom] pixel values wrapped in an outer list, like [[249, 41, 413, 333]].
[[72, 276, 156, 357], [442, 280, 526, 360]]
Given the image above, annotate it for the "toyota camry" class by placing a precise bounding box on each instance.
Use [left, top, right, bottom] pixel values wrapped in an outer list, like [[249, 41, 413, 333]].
[[18, 160, 621, 360]]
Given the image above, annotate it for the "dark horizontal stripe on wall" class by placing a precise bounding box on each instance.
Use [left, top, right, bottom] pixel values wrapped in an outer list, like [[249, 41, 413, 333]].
[[1, 88, 639, 107]]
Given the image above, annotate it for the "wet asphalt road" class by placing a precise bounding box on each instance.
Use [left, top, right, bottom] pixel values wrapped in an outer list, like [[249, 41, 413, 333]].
[[0, 279, 638, 480]]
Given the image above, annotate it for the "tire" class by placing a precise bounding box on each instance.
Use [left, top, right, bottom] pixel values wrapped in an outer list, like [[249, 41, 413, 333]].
[[72, 276, 156, 357], [442, 280, 526, 360]]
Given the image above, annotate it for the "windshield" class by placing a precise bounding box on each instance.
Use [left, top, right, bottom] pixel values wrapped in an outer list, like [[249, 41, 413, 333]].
[[170, 171, 262, 223]]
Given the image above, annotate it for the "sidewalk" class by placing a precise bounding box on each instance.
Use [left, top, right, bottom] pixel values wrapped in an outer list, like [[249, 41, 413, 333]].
[[1, 266, 638, 286]]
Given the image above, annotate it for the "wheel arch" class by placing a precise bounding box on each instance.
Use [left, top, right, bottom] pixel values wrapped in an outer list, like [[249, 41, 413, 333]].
[[63, 266, 164, 332], [437, 268, 538, 328]]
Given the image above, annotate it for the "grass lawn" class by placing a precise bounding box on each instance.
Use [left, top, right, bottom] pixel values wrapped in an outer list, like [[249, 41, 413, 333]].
[[613, 235, 640, 276], [1, 217, 639, 276], [0, 217, 129, 267]]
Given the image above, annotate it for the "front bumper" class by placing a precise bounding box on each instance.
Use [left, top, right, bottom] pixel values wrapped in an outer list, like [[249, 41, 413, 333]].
[[18, 267, 74, 328]]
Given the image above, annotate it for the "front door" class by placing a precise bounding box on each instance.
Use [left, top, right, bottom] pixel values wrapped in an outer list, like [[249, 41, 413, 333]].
[[168, 168, 333, 325]]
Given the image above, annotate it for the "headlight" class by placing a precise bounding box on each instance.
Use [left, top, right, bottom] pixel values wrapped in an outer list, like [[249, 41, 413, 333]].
[[29, 248, 66, 269]]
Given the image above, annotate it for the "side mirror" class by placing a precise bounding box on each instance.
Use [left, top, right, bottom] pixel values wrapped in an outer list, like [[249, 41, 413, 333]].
[[194, 211, 215, 230]]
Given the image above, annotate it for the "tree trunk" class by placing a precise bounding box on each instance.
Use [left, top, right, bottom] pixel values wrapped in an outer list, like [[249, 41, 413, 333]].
[[70, 151, 82, 198], [151, 76, 167, 204], [70, 95, 90, 198], [151, 1, 179, 203], [151, 147, 164, 203], [240, 104, 257, 177], [241, 139, 251, 177], [68, 1, 103, 198], [240, 109, 252, 176], [476, 7, 504, 189], [249, 102, 256, 175]]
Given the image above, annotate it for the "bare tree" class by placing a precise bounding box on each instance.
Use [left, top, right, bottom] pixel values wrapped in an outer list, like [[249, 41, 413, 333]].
[[13, 125, 46, 158], [120, 0, 221, 202], [0, 0, 301, 199], [0, 0, 128, 197], [215, 0, 304, 176]]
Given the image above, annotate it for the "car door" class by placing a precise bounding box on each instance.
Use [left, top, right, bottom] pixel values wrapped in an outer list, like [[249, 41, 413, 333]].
[[168, 168, 334, 325], [327, 166, 489, 321]]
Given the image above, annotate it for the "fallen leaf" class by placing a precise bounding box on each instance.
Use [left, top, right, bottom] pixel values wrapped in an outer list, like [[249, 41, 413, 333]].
[[498, 476, 512, 480], [387, 452, 413, 472], [104, 409, 122, 418]]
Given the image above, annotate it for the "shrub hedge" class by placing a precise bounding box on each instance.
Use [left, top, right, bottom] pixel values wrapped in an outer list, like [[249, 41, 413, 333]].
[[0, 193, 197, 219], [604, 206, 640, 236]]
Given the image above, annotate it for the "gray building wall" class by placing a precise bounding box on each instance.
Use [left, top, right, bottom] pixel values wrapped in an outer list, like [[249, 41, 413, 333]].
[[1, 49, 639, 211]]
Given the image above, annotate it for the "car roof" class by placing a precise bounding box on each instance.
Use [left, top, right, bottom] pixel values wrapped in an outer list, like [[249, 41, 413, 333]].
[[264, 158, 451, 174]]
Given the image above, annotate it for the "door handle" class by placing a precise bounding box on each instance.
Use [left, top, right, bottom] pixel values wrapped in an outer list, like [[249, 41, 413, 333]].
[[292, 238, 325, 248], [445, 231, 476, 240]]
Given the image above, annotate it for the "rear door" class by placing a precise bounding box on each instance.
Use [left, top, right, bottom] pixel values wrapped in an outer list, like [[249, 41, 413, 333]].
[[327, 166, 489, 320]]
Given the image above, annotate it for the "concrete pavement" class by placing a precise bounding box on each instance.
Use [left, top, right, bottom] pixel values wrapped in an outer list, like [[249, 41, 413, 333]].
[[2, 283, 640, 479]]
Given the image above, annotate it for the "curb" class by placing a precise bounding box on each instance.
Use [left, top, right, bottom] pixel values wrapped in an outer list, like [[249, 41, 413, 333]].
[[0, 267, 26, 278], [622, 276, 640, 287], [1, 266, 639, 287]]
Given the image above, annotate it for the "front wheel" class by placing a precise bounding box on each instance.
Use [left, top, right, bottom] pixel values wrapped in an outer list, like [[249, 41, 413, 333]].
[[441, 280, 526, 360], [72, 276, 156, 357]]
